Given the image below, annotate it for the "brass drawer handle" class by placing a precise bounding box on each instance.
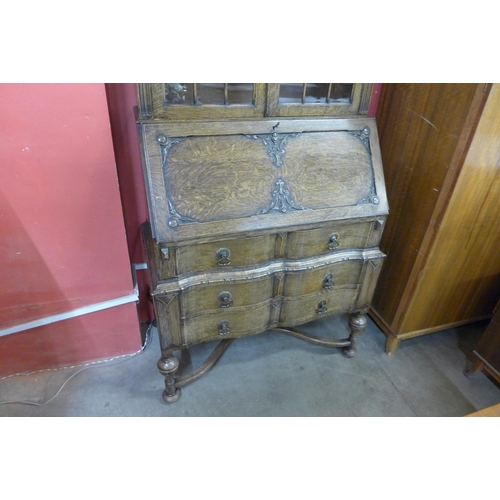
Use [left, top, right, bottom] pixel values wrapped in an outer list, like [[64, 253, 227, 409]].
[[323, 273, 334, 290], [218, 291, 233, 308], [317, 300, 327, 315], [216, 248, 231, 266], [328, 233, 339, 250], [218, 320, 231, 336]]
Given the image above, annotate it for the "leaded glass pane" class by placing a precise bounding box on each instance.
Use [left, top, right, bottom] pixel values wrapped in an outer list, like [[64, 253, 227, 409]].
[[164, 83, 254, 106], [227, 84, 253, 104], [278, 83, 354, 104], [279, 83, 304, 103], [196, 84, 225, 104]]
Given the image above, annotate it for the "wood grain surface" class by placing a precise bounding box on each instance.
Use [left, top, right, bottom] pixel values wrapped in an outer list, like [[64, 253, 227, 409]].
[[182, 301, 274, 345], [280, 288, 358, 327], [401, 84, 500, 333], [180, 275, 275, 319], [465, 403, 500, 417], [286, 220, 376, 259], [175, 233, 277, 276], [282, 260, 363, 297], [470, 303, 500, 382], [164, 131, 373, 222], [371, 83, 491, 336], [165, 135, 275, 221], [140, 117, 388, 243]]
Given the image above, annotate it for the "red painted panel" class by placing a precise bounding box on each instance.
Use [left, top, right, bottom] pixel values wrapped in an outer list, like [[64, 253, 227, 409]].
[[105, 84, 154, 322], [0, 303, 140, 378], [368, 83, 383, 117], [0, 84, 141, 375]]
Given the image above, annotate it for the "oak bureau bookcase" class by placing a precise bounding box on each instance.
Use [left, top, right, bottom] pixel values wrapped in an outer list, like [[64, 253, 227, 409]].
[[136, 83, 388, 403]]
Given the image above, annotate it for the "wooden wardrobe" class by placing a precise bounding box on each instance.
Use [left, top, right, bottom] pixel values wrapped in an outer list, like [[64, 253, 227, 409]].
[[465, 300, 500, 384], [370, 83, 500, 355]]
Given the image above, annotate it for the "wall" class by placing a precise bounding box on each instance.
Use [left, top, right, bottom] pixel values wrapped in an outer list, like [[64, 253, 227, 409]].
[[0, 84, 142, 377], [105, 84, 153, 323]]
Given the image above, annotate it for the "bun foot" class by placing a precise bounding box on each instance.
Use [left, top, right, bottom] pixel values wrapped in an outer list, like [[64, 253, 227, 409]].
[[342, 312, 367, 359], [342, 345, 357, 358], [162, 387, 182, 403], [158, 355, 181, 404]]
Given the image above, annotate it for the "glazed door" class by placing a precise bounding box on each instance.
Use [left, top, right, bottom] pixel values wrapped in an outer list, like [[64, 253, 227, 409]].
[[266, 83, 373, 117], [137, 83, 267, 120]]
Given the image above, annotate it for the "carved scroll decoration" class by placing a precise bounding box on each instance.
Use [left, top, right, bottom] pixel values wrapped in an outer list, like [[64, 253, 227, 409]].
[[258, 178, 310, 214], [167, 200, 199, 228], [348, 126, 371, 152], [157, 133, 309, 228], [245, 131, 300, 168], [157, 134, 200, 228], [347, 127, 379, 205], [357, 188, 379, 205], [157, 134, 184, 165]]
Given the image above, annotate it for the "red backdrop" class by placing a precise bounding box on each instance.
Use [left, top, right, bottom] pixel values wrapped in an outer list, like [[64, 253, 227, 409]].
[[0, 84, 141, 377]]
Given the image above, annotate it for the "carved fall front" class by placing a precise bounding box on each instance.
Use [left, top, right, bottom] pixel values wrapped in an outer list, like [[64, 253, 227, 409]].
[[158, 129, 378, 229]]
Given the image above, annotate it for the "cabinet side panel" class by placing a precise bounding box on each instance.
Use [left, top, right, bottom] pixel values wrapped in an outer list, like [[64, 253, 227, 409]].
[[474, 306, 500, 378], [401, 83, 500, 333], [371, 83, 481, 332]]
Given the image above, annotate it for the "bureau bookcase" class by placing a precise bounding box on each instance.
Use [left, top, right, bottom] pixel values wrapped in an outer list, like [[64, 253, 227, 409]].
[[136, 83, 388, 402]]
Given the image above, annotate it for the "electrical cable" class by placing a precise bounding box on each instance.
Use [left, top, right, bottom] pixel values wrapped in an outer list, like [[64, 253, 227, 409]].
[[0, 323, 154, 406]]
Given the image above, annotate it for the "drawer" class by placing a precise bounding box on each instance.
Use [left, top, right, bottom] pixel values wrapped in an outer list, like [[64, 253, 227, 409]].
[[182, 301, 274, 345], [279, 287, 358, 327], [176, 234, 276, 275], [180, 275, 274, 319], [282, 260, 363, 297], [285, 219, 384, 260]]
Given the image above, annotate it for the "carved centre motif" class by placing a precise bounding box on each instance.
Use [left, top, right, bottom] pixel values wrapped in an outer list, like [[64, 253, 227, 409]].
[[259, 178, 309, 214], [245, 132, 300, 167]]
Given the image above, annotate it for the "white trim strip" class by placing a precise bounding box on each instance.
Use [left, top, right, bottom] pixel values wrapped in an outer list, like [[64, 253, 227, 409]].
[[0, 263, 147, 338], [0, 292, 138, 338]]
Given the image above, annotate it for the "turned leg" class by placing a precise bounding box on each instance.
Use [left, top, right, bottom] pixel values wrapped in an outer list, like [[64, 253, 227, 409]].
[[385, 334, 401, 356], [464, 358, 484, 379], [342, 312, 367, 358], [157, 355, 181, 403]]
